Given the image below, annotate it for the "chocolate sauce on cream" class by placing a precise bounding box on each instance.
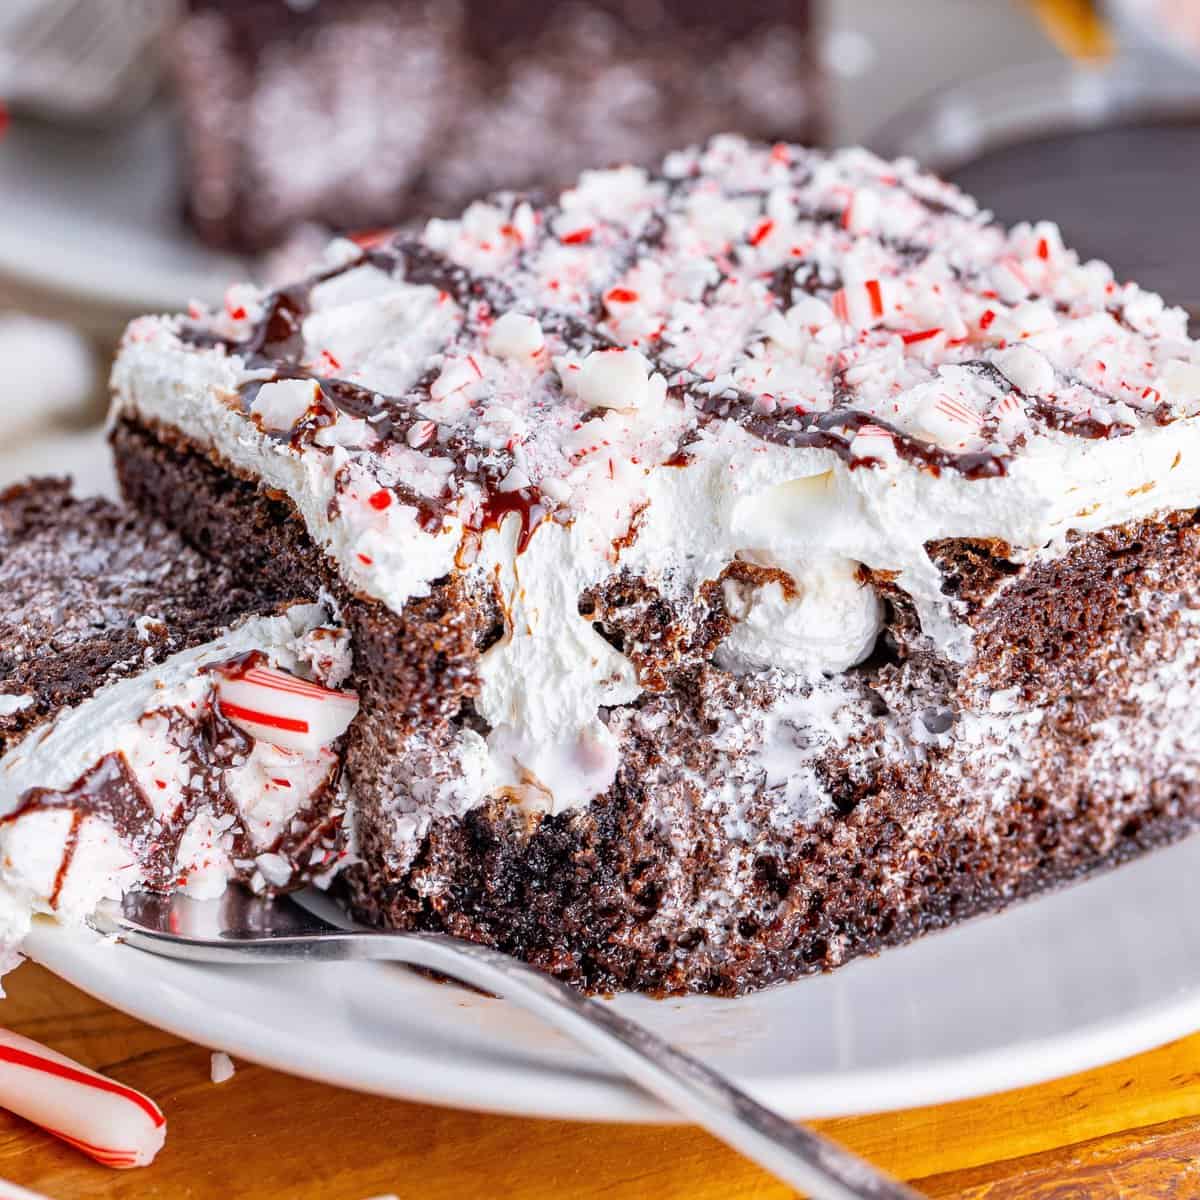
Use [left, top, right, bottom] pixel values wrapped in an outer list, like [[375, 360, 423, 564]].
[[185, 236, 1024, 492], [11, 754, 154, 905], [5, 698, 254, 896], [5, 688, 345, 906], [476, 487, 546, 554], [173, 137, 1196, 559]]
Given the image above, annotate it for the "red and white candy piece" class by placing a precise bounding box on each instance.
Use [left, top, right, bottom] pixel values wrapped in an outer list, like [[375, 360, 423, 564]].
[[913, 391, 984, 449], [990, 257, 1031, 305], [994, 343, 1055, 396], [250, 379, 321, 433], [0, 1028, 165, 1169], [830, 279, 889, 329], [216, 664, 359, 754], [841, 186, 880, 236], [486, 311, 545, 360], [849, 423, 895, 459], [993, 392, 1027, 421]]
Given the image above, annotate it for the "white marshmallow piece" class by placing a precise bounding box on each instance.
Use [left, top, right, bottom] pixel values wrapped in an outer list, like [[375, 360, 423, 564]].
[[994, 343, 1056, 396], [249, 379, 320, 433], [717, 554, 883, 676], [486, 312, 545, 360], [575, 349, 661, 412], [215, 663, 359, 753]]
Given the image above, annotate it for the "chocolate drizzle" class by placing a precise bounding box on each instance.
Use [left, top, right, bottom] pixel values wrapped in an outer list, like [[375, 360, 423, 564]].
[[389, 241, 516, 313], [767, 261, 837, 308], [11, 754, 152, 906], [174, 142, 1188, 544], [185, 235, 1023, 492], [734, 395, 1011, 480], [475, 487, 547, 554], [51, 812, 84, 908]]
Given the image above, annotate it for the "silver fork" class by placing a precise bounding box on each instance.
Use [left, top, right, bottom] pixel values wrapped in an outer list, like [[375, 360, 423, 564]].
[[90, 888, 922, 1200], [0, 0, 180, 124]]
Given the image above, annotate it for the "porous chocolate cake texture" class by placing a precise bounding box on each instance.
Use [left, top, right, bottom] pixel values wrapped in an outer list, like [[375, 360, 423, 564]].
[[109, 137, 1200, 995], [0, 480, 358, 961]]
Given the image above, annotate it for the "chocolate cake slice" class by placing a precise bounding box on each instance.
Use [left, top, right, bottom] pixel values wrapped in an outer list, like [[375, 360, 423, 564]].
[[110, 136, 1200, 995], [170, 0, 820, 252], [0, 479, 357, 962]]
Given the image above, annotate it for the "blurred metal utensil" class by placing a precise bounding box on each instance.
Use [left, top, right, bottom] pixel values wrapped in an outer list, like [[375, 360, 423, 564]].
[[1030, 0, 1200, 68], [1026, 0, 1116, 61], [90, 888, 925, 1200], [0, 0, 181, 125]]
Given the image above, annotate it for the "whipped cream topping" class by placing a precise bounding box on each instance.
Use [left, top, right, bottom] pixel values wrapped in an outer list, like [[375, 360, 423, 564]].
[[0, 604, 348, 955], [111, 136, 1200, 811]]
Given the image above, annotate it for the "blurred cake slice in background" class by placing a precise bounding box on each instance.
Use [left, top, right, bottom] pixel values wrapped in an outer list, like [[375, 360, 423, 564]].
[[170, 0, 821, 252]]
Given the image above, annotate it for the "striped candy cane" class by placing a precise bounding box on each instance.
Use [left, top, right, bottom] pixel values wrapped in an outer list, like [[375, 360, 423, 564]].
[[0, 1029, 165, 1169], [215, 663, 358, 754]]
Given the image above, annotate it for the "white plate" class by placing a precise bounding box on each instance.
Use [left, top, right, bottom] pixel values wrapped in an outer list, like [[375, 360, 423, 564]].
[[0, 428, 115, 498], [0, 106, 241, 315], [26, 833, 1200, 1121]]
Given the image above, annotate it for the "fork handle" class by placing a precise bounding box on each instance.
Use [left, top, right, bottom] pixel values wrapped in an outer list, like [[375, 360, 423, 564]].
[[359, 931, 922, 1200], [113, 917, 920, 1198]]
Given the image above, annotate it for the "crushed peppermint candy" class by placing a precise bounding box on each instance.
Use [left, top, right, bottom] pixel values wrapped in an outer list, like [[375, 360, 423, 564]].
[[210, 1052, 235, 1084], [214, 660, 359, 754], [140, 135, 1197, 548]]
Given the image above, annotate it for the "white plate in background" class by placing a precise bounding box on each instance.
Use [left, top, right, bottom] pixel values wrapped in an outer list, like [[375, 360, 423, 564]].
[[0, 106, 240, 317], [26, 830, 1200, 1121], [0, 427, 114, 497]]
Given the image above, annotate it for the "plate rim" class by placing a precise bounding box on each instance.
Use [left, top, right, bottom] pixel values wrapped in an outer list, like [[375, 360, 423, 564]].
[[25, 917, 1199, 1124]]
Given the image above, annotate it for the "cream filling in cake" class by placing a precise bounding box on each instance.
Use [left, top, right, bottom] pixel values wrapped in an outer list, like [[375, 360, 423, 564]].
[[111, 333, 1200, 812]]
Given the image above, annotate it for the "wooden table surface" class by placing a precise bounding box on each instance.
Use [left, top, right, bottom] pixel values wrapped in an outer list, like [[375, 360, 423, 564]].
[[5, 962, 1200, 1198]]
